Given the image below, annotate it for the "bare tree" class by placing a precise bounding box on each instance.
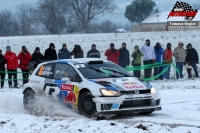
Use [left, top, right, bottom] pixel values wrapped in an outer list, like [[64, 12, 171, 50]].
[[67, 0, 116, 33], [36, 0, 69, 34], [0, 10, 15, 36], [99, 20, 117, 33], [16, 3, 35, 35]]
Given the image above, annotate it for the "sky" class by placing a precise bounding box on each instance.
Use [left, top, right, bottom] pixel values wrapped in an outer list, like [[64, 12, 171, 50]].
[[0, 0, 198, 24]]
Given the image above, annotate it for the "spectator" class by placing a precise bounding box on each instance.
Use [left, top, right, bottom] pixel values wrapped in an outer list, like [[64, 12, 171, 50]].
[[18, 46, 32, 85], [141, 39, 156, 78], [118, 42, 130, 68], [154, 42, 164, 80], [58, 43, 71, 59], [0, 50, 6, 88], [87, 44, 101, 58], [44, 43, 57, 60], [70, 45, 84, 59], [185, 43, 199, 78], [173, 41, 187, 79], [105, 43, 120, 64], [31, 47, 44, 62], [131, 45, 144, 79], [4, 46, 18, 88], [163, 43, 173, 79]]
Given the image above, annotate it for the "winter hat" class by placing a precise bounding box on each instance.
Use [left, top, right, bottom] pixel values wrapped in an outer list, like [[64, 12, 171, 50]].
[[63, 43, 67, 47], [92, 44, 96, 48], [6, 46, 11, 50], [146, 39, 150, 43], [110, 43, 115, 47], [134, 45, 139, 49], [186, 43, 192, 48], [0, 50, 2, 53], [167, 43, 171, 47], [122, 42, 126, 45], [22, 46, 26, 50], [50, 43, 55, 48], [35, 47, 40, 51]]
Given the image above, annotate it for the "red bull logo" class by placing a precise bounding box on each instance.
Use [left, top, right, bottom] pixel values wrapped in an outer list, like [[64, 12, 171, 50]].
[[123, 82, 144, 89], [62, 92, 76, 105]]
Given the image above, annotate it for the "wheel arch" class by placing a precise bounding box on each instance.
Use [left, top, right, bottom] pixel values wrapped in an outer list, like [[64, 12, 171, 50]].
[[78, 88, 91, 98], [23, 87, 35, 94]]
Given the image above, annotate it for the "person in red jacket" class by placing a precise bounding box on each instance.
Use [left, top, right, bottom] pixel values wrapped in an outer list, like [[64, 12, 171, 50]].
[[4, 46, 18, 88], [105, 43, 120, 64], [163, 43, 172, 79], [18, 46, 32, 85]]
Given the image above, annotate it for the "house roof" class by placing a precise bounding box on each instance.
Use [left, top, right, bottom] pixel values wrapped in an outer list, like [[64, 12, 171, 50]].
[[141, 10, 200, 24]]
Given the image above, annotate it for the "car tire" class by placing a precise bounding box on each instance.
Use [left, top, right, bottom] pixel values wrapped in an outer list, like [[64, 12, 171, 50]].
[[23, 89, 36, 110], [78, 92, 96, 118]]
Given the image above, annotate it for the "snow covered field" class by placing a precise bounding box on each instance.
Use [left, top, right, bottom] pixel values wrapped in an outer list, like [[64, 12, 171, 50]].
[[0, 31, 200, 133]]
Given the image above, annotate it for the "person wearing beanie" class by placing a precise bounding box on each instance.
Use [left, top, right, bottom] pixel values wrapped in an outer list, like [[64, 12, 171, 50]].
[[4, 46, 18, 88], [18, 46, 32, 85], [118, 42, 130, 68], [70, 44, 84, 59], [31, 47, 44, 62], [163, 43, 173, 79], [58, 43, 71, 59], [0, 50, 6, 88], [185, 43, 199, 78], [87, 44, 101, 58], [105, 43, 120, 64], [131, 45, 144, 79], [141, 39, 156, 78], [173, 41, 187, 79], [44, 43, 57, 60]]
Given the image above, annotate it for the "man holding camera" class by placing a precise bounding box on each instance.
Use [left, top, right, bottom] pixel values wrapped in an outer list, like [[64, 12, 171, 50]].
[[18, 46, 32, 85], [105, 43, 120, 64]]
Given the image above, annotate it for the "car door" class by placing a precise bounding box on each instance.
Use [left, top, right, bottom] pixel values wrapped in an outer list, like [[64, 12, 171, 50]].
[[53, 63, 82, 108]]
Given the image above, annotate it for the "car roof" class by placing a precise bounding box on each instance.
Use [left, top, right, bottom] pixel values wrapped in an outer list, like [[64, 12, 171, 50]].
[[45, 58, 111, 65]]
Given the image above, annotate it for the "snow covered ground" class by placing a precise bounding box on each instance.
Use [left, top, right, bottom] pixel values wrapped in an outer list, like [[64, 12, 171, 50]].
[[0, 31, 200, 133]]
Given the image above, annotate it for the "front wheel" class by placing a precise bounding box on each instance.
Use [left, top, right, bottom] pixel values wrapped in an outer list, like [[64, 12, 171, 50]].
[[23, 89, 36, 110], [78, 92, 96, 117]]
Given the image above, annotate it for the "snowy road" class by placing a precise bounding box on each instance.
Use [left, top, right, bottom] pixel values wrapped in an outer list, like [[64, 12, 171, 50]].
[[0, 79, 200, 133]]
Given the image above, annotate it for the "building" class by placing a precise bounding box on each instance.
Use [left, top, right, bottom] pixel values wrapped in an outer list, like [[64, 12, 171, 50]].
[[131, 10, 200, 32]]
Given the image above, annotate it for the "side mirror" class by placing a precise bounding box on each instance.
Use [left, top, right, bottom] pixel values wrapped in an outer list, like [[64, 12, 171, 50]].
[[61, 77, 71, 82]]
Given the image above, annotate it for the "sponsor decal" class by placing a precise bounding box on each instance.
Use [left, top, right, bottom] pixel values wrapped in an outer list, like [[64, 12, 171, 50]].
[[123, 82, 144, 89], [60, 84, 73, 91]]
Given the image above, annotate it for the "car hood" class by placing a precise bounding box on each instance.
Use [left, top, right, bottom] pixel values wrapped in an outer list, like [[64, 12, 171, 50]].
[[88, 77, 151, 91]]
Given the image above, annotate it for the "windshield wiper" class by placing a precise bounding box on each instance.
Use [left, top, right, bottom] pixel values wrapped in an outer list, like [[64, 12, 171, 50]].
[[102, 68, 130, 77], [88, 67, 118, 78]]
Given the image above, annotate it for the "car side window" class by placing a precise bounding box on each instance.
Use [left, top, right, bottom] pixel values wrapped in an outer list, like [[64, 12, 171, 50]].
[[54, 63, 81, 82], [36, 63, 55, 79]]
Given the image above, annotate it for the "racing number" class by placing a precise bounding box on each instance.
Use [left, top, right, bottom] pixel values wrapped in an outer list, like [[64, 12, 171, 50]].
[[43, 83, 60, 101]]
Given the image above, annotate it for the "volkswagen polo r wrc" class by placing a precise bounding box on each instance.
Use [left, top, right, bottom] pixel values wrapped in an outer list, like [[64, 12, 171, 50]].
[[23, 58, 161, 119]]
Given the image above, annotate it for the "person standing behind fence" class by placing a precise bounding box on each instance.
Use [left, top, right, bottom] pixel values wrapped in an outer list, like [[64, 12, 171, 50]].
[[118, 42, 130, 68], [173, 41, 187, 79], [105, 43, 120, 64], [4, 46, 18, 88], [58, 43, 71, 59], [0, 50, 6, 88], [163, 43, 172, 79], [141, 39, 156, 78], [18, 46, 32, 85], [87, 44, 101, 58], [131, 45, 144, 79], [31, 47, 44, 62], [44, 43, 57, 60], [154, 42, 164, 80], [71, 45, 84, 59], [185, 43, 199, 78]]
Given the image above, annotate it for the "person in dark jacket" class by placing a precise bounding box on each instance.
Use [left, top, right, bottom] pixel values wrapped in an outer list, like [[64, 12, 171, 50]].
[[118, 42, 130, 68], [18, 46, 32, 85], [31, 47, 44, 62], [70, 45, 84, 59], [154, 42, 164, 80], [4, 46, 18, 88], [0, 50, 6, 88], [87, 44, 101, 58], [105, 43, 120, 64], [58, 43, 71, 59], [44, 43, 57, 60], [185, 43, 199, 78]]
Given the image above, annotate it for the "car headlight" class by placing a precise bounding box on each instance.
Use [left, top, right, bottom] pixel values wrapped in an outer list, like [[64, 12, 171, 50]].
[[151, 87, 156, 94], [100, 88, 121, 97]]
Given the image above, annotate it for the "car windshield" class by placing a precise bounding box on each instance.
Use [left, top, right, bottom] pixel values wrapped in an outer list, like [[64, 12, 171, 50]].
[[77, 62, 132, 79]]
